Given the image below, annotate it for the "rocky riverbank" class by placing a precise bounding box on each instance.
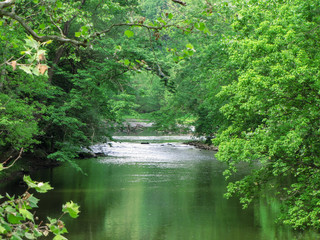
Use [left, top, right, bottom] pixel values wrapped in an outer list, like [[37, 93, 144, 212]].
[[184, 140, 218, 151]]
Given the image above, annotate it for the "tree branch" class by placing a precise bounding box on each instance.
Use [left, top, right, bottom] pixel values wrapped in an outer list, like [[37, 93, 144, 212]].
[[0, 0, 182, 48], [49, 13, 65, 36], [92, 23, 176, 38], [0, 9, 87, 46], [2, 147, 23, 169], [171, 0, 187, 6], [0, 0, 15, 9]]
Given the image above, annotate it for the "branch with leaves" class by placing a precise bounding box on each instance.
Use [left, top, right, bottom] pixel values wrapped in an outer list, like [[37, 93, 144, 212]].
[[0, 175, 80, 239], [0, 8, 87, 46], [0, 0, 86, 46], [171, 0, 187, 6], [0, 0, 14, 9], [0, 147, 23, 170], [0, 0, 189, 48], [91, 22, 177, 39], [3, 37, 50, 76]]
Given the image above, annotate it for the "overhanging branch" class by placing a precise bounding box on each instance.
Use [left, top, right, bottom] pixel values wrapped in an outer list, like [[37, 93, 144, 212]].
[[0, 0, 183, 47], [0, 0, 15, 9], [171, 0, 187, 6], [0, 9, 88, 46], [91, 23, 176, 38]]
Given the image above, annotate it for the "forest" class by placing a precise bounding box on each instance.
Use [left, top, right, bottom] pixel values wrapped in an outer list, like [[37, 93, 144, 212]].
[[1, 0, 320, 239]]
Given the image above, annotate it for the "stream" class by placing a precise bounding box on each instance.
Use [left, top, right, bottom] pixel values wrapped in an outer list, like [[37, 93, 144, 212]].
[[2, 135, 319, 240]]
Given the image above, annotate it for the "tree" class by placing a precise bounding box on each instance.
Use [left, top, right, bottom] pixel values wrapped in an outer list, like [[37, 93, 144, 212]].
[[214, 0, 320, 230], [151, 0, 234, 135], [0, 0, 193, 164], [0, 0, 190, 238]]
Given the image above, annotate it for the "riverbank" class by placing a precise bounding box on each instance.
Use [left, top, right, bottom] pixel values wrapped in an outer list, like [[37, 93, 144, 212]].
[[184, 140, 218, 151], [121, 119, 218, 151], [118, 118, 195, 135]]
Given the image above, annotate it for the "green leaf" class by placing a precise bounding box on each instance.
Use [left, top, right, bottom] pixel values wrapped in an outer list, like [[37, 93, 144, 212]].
[[23, 176, 53, 193], [37, 50, 46, 59], [49, 222, 67, 235], [203, 27, 210, 34], [23, 176, 37, 188], [1, 221, 12, 233], [7, 213, 23, 224], [195, 22, 206, 31], [25, 38, 39, 50], [47, 217, 57, 224], [33, 229, 42, 238], [35, 182, 53, 193], [56, 1, 63, 8], [19, 65, 33, 75], [32, 66, 40, 76], [0, 225, 6, 234], [124, 59, 130, 66], [5, 206, 16, 214], [39, 23, 46, 30], [10, 233, 23, 240], [173, 56, 179, 62], [19, 208, 34, 221], [188, 50, 194, 56], [25, 232, 35, 240], [75, 32, 81, 37], [124, 30, 134, 38], [6, 193, 14, 201], [81, 26, 89, 33], [168, 13, 173, 19], [157, 17, 167, 25], [28, 195, 39, 208], [44, 40, 53, 45], [0, 163, 4, 171], [186, 43, 194, 49], [62, 201, 80, 218], [53, 235, 67, 240]]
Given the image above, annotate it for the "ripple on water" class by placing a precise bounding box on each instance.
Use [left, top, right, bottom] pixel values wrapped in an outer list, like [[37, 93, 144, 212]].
[[98, 142, 216, 167]]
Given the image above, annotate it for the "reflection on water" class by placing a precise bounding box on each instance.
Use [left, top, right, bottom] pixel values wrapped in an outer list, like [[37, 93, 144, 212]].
[[2, 136, 319, 240]]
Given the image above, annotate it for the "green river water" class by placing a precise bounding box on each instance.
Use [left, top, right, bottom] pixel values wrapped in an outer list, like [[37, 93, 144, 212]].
[[2, 135, 319, 240]]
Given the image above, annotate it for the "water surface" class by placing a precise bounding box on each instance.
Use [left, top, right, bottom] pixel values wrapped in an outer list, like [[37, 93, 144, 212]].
[[2, 136, 319, 239]]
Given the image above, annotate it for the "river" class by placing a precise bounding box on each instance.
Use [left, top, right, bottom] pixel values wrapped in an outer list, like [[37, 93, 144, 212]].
[[1, 135, 319, 239]]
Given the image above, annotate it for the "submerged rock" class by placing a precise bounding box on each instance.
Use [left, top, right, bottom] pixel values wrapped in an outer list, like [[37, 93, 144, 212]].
[[79, 144, 109, 159]]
